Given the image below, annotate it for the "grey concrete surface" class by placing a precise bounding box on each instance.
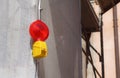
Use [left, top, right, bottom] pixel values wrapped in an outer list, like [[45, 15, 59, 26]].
[[0, 0, 82, 78], [0, 0, 37, 78], [40, 0, 82, 78]]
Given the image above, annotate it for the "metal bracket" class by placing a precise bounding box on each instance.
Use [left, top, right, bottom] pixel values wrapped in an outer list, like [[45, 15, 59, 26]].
[[82, 31, 103, 78], [37, 0, 43, 20]]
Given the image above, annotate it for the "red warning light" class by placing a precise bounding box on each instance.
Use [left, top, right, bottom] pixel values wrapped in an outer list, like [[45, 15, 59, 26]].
[[29, 20, 49, 41]]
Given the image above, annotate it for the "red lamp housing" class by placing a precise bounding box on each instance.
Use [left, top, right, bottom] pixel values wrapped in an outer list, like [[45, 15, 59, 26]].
[[29, 20, 49, 41]]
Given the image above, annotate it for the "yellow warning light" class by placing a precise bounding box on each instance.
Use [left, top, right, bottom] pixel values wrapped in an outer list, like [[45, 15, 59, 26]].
[[32, 41, 48, 58]]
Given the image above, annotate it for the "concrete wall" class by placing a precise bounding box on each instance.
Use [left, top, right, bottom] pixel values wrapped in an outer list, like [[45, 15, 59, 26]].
[[0, 0, 36, 78], [40, 0, 82, 78], [0, 0, 82, 78]]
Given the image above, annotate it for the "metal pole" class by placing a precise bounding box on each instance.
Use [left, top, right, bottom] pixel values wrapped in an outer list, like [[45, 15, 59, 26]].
[[37, 0, 42, 20], [113, 6, 120, 78], [99, 11, 105, 78], [35, 0, 42, 78]]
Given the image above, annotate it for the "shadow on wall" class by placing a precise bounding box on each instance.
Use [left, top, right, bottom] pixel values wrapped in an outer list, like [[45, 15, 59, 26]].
[[48, 0, 82, 78]]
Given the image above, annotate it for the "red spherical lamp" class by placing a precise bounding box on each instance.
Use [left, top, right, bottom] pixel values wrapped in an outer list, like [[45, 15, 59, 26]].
[[29, 20, 49, 41]]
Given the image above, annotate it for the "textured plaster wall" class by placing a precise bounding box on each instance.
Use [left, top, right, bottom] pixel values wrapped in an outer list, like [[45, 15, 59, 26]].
[[0, 0, 36, 78]]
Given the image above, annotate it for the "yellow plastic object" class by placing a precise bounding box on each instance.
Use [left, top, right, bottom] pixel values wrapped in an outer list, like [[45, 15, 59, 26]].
[[32, 41, 48, 58]]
